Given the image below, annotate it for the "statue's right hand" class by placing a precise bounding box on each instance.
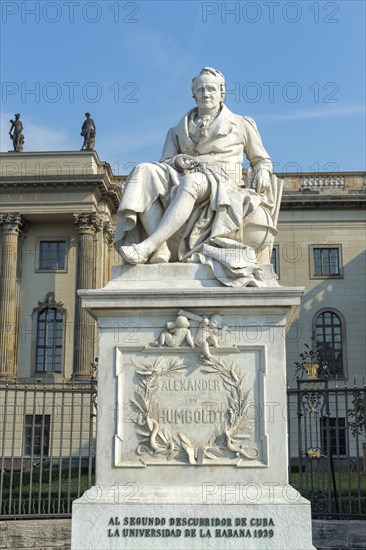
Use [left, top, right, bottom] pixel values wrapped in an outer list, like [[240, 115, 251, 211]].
[[174, 154, 198, 172]]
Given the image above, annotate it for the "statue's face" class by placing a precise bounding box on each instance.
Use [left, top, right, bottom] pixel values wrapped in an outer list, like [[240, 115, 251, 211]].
[[193, 76, 223, 111]]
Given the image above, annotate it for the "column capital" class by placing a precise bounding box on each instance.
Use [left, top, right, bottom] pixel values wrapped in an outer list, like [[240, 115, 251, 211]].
[[74, 212, 103, 234], [0, 213, 28, 235]]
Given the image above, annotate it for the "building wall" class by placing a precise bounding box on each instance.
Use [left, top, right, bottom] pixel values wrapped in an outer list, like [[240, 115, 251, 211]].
[[0, 150, 121, 381], [17, 220, 77, 380], [276, 208, 366, 383]]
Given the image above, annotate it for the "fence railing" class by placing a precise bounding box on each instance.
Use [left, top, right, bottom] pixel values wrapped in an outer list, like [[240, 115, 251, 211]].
[[1, 378, 365, 519], [0, 379, 96, 519], [287, 379, 366, 519]]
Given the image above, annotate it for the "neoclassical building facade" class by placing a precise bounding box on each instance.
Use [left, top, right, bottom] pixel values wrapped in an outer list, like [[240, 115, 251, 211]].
[[275, 171, 365, 384], [0, 152, 365, 384], [0, 151, 121, 381]]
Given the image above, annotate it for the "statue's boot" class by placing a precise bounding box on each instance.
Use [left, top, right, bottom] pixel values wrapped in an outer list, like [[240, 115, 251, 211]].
[[119, 243, 150, 264], [150, 243, 171, 264], [120, 242, 171, 265]]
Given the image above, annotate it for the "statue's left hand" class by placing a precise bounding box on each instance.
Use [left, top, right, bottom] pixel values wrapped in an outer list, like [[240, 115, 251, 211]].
[[174, 154, 199, 172], [255, 169, 271, 194]]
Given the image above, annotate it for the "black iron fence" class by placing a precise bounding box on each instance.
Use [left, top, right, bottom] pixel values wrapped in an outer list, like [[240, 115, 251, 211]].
[[0, 379, 96, 518], [288, 379, 366, 519], [0, 378, 365, 519]]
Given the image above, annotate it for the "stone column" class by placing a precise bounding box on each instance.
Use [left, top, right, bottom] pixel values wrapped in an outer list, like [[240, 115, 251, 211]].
[[0, 213, 26, 378], [73, 212, 102, 379]]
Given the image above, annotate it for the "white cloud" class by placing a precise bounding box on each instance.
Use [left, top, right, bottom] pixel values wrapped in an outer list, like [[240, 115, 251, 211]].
[[256, 104, 365, 124]]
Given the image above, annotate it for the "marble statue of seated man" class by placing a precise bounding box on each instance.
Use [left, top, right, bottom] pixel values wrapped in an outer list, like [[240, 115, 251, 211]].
[[114, 67, 280, 287]]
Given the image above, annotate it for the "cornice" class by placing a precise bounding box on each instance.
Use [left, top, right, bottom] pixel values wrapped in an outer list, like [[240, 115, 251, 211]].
[[281, 192, 366, 210], [0, 174, 122, 210]]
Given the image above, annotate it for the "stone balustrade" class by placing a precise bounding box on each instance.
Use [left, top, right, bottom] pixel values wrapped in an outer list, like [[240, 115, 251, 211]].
[[276, 172, 366, 193], [300, 175, 345, 190]]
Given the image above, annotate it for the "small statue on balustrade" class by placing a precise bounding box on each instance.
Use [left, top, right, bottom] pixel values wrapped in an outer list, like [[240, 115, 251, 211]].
[[81, 112, 96, 150], [9, 114, 24, 152]]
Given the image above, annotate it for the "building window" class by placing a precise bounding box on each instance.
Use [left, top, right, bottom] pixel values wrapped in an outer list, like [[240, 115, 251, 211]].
[[314, 310, 345, 378], [320, 417, 346, 456], [311, 245, 342, 277], [24, 415, 50, 456], [33, 293, 66, 374], [36, 308, 63, 373], [270, 245, 279, 277], [39, 240, 67, 271]]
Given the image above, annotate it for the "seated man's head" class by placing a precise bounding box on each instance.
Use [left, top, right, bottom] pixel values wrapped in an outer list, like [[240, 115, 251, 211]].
[[192, 67, 226, 111]]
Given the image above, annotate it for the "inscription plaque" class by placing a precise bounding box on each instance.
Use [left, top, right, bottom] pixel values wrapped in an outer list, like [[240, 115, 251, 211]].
[[115, 345, 267, 467], [107, 516, 275, 541]]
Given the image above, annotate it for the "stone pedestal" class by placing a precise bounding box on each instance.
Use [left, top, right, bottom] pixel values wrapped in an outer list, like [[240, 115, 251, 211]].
[[72, 265, 315, 549]]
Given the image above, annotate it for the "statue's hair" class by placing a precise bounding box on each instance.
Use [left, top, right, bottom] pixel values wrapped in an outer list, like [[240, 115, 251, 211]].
[[191, 67, 226, 98]]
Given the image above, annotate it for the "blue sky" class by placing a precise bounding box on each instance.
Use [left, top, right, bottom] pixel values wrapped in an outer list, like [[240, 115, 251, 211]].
[[1, 0, 365, 174]]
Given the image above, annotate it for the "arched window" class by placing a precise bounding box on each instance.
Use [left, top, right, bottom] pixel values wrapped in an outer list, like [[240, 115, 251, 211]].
[[313, 309, 346, 378], [33, 293, 66, 374]]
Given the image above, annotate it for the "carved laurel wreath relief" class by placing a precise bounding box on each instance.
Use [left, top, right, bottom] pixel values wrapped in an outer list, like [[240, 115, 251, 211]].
[[129, 351, 259, 466]]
